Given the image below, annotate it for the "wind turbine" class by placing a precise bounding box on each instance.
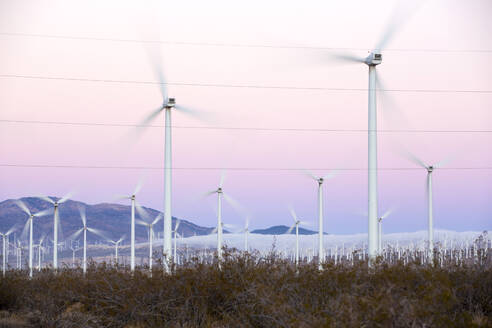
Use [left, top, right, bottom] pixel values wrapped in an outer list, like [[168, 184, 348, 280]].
[[15, 200, 52, 278], [68, 205, 108, 274], [116, 180, 147, 272], [136, 38, 205, 273], [378, 208, 394, 254], [136, 213, 162, 271], [0, 225, 16, 277], [38, 192, 73, 270], [109, 235, 125, 265], [173, 220, 181, 263], [241, 217, 250, 252], [286, 207, 310, 267], [205, 173, 242, 261], [306, 171, 337, 270], [34, 234, 46, 271], [321, 2, 422, 261], [404, 152, 448, 255]]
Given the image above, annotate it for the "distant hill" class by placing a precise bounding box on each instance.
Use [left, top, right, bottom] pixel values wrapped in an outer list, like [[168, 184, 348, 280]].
[[0, 197, 215, 243], [251, 225, 318, 235]]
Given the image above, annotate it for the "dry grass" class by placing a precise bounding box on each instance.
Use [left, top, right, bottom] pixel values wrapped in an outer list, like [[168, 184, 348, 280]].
[[0, 249, 491, 328]]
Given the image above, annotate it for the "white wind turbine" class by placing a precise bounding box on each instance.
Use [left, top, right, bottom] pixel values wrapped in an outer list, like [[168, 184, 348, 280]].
[[205, 173, 242, 261], [67, 205, 108, 274], [136, 213, 162, 271], [404, 152, 448, 255], [377, 208, 395, 254], [34, 234, 47, 271], [38, 192, 73, 270], [15, 200, 52, 278], [109, 235, 125, 265], [116, 180, 148, 272], [0, 224, 17, 277], [286, 207, 310, 267], [173, 220, 181, 263], [136, 37, 206, 273], [306, 171, 337, 270], [241, 217, 250, 252], [322, 2, 422, 260]]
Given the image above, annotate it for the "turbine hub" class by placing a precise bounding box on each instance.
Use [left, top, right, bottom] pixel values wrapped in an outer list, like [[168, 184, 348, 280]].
[[364, 52, 382, 66], [217, 187, 223, 194], [427, 166, 434, 173], [165, 97, 176, 109]]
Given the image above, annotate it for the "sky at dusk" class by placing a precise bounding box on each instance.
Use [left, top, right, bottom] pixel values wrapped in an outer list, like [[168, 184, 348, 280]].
[[0, 0, 491, 233]]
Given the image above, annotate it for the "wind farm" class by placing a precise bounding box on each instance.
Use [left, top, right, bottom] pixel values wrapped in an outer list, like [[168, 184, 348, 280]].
[[0, 0, 491, 326]]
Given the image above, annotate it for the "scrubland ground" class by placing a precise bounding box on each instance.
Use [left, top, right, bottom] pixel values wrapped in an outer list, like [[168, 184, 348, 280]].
[[0, 250, 491, 328]]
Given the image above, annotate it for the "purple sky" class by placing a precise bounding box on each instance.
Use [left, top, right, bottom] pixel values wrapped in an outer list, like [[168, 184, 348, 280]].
[[0, 0, 491, 233]]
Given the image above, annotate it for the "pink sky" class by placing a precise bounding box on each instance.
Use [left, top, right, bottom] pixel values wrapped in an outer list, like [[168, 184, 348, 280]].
[[0, 0, 491, 233]]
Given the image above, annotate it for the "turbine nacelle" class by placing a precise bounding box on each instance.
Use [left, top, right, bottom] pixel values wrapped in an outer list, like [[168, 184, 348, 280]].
[[427, 166, 434, 173], [217, 187, 223, 194], [364, 52, 382, 66], [165, 97, 176, 109]]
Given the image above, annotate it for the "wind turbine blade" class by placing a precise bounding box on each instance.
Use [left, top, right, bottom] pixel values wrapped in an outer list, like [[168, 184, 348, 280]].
[[87, 227, 110, 241], [138, 106, 164, 130], [223, 193, 245, 214], [219, 171, 226, 189], [202, 190, 217, 198], [299, 221, 311, 227], [435, 156, 454, 169], [6, 224, 18, 236], [174, 220, 180, 231], [135, 201, 151, 221], [285, 225, 295, 235], [303, 170, 318, 181], [288, 206, 298, 222], [245, 217, 250, 230], [222, 223, 236, 230], [58, 191, 74, 204], [113, 195, 131, 201], [374, 0, 425, 51], [210, 227, 218, 235], [382, 207, 395, 219], [78, 205, 87, 227], [117, 235, 126, 243], [142, 30, 167, 101], [133, 178, 144, 196], [152, 213, 162, 225], [33, 207, 54, 218], [136, 218, 149, 227], [66, 228, 83, 242], [322, 170, 339, 180], [400, 149, 427, 169], [20, 218, 30, 241], [15, 200, 31, 216], [37, 196, 54, 204], [327, 52, 365, 64]]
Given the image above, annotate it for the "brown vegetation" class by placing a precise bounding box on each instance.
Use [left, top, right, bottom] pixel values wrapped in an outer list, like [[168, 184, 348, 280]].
[[0, 249, 491, 328]]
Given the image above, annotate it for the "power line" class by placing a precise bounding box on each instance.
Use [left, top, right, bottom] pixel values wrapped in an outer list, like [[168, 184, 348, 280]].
[[1, 119, 492, 134], [1, 74, 491, 94], [1, 32, 491, 54], [0, 164, 491, 171]]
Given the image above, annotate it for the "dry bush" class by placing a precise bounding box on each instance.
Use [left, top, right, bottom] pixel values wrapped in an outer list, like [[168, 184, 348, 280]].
[[0, 249, 490, 327]]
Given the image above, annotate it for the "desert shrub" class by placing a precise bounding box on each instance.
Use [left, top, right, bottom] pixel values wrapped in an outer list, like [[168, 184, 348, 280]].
[[0, 248, 490, 327]]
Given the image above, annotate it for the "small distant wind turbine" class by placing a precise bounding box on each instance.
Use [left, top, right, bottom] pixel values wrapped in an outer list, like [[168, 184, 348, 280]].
[[404, 152, 449, 255], [320, 1, 423, 261], [15, 200, 52, 278], [68, 205, 108, 274], [242, 217, 250, 252], [173, 220, 181, 263], [378, 208, 395, 254], [116, 180, 148, 272], [205, 173, 242, 261], [34, 234, 46, 271], [306, 171, 337, 270], [38, 192, 73, 270], [286, 207, 310, 267], [136, 213, 162, 271], [109, 235, 125, 265], [0, 224, 17, 276]]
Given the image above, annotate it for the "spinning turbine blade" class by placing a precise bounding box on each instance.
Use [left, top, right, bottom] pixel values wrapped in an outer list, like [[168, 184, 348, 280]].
[[323, 170, 338, 180], [223, 193, 245, 214], [138, 106, 164, 129], [21, 218, 30, 241], [135, 201, 150, 221], [37, 196, 54, 204], [58, 191, 74, 204], [67, 228, 83, 241], [286, 225, 295, 235], [374, 0, 425, 52], [288, 206, 298, 222], [133, 178, 144, 196], [328, 52, 365, 64], [303, 170, 318, 181], [403, 150, 427, 169], [381, 207, 395, 219], [34, 208, 53, 218], [78, 205, 87, 227], [174, 220, 180, 231], [136, 218, 149, 227], [152, 213, 163, 225], [15, 200, 31, 216], [87, 227, 110, 241], [219, 171, 226, 189]]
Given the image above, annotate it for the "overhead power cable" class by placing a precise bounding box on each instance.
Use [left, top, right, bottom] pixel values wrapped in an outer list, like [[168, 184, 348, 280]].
[[1, 119, 492, 134], [1, 32, 491, 54], [0, 164, 490, 171], [1, 74, 491, 94]]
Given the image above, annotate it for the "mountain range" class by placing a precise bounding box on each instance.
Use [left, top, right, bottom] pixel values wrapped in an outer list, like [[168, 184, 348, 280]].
[[0, 197, 319, 244]]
